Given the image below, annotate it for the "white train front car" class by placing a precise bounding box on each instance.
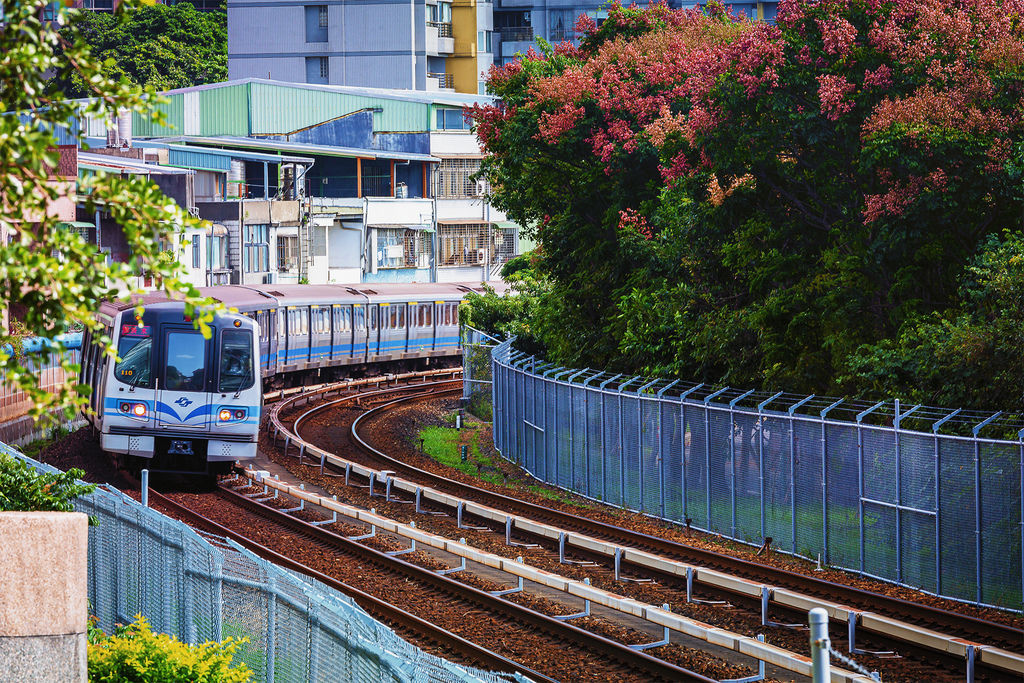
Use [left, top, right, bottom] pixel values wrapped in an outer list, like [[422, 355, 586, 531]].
[[83, 300, 261, 475]]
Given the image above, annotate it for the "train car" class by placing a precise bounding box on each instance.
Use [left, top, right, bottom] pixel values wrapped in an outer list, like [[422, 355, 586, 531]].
[[204, 282, 496, 385], [81, 298, 262, 475], [82, 281, 501, 474]]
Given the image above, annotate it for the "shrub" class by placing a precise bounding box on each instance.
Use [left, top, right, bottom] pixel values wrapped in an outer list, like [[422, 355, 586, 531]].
[[0, 450, 96, 519], [88, 615, 252, 683]]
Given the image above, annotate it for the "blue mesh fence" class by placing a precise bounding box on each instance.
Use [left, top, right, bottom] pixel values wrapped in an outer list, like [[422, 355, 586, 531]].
[[6, 444, 525, 683], [480, 339, 1024, 611]]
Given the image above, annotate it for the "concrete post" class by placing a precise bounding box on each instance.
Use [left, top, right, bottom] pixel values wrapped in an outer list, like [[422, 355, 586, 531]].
[[0, 511, 89, 682]]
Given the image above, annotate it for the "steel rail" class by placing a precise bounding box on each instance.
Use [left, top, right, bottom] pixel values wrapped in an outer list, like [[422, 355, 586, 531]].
[[340, 388, 1023, 653], [154, 486, 714, 682], [148, 487, 556, 683]]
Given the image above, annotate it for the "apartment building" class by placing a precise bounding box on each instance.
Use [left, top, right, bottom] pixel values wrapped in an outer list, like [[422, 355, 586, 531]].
[[72, 79, 521, 286], [227, 0, 494, 94]]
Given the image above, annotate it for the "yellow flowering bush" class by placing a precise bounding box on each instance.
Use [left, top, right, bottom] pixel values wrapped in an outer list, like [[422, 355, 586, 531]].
[[88, 615, 252, 682]]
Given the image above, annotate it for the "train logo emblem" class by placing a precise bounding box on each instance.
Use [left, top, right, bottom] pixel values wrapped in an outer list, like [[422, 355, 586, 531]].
[[174, 397, 193, 408]]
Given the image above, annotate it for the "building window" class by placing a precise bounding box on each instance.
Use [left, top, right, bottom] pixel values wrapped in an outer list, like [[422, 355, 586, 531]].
[[477, 30, 493, 53], [435, 107, 472, 131], [305, 56, 329, 84], [278, 235, 298, 272], [244, 224, 270, 273], [438, 222, 490, 267], [548, 10, 576, 42], [436, 158, 483, 198], [375, 228, 432, 269], [207, 235, 227, 270], [192, 239, 200, 268], [305, 5, 328, 42]]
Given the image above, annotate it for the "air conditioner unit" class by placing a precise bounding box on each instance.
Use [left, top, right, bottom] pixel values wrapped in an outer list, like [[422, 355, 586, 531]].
[[395, 182, 408, 199], [475, 179, 488, 196]]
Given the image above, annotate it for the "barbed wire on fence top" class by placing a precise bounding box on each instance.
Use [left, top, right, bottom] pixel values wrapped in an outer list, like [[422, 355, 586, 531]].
[[493, 339, 1024, 441]]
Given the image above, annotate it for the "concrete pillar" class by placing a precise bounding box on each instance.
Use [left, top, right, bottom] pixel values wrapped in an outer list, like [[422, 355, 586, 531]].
[[0, 511, 88, 682]]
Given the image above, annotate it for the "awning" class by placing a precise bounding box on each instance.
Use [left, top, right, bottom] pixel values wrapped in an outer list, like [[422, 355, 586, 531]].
[[58, 221, 94, 229], [208, 223, 228, 236], [493, 221, 519, 230]]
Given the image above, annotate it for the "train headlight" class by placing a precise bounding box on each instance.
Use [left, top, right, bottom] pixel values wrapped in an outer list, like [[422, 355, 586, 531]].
[[131, 403, 146, 418], [219, 409, 233, 422]]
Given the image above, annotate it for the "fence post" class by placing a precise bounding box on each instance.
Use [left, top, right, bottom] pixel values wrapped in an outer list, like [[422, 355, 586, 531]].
[[757, 392, 783, 543], [809, 607, 831, 683], [679, 385, 703, 527], [788, 395, 814, 555], [972, 411, 1001, 604], [820, 399, 843, 566], [598, 375, 621, 503]]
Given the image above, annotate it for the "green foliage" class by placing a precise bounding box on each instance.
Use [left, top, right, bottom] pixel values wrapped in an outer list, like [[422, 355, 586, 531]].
[[51, 3, 227, 98], [460, 270, 550, 356], [0, 451, 96, 520], [844, 230, 1024, 410], [418, 425, 503, 486], [1, 0, 221, 423], [88, 615, 252, 683], [475, 1, 1024, 410]]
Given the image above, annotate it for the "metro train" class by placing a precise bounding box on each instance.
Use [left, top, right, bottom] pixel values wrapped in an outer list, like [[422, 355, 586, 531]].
[[81, 282, 494, 475]]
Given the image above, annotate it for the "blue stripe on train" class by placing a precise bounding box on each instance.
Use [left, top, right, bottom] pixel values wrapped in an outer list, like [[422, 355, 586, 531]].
[[274, 336, 461, 363]]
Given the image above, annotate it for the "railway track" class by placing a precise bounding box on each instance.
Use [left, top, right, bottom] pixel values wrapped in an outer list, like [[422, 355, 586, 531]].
[[149, 484, 717, 682], [268, 381, 1022, 681]]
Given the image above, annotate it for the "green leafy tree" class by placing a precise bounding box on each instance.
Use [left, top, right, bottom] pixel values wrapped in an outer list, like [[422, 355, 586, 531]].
[[1, 0, 219, 422], [51, 2, 227, 98]]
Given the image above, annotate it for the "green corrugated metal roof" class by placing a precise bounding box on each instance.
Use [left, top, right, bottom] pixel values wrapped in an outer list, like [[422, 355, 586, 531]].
[[133, 97, 184, 137], [249, 82, 430, 135], [200, 83, 252, 136]]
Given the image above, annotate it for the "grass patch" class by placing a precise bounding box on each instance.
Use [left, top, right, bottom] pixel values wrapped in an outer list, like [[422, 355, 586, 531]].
[[418, 418, 593, 509], [19, 425, 70, 460], [418, 425, 505, 486]]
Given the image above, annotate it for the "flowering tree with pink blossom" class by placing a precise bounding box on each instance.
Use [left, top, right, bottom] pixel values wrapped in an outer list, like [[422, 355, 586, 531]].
[[473, 0, 1024, 407]]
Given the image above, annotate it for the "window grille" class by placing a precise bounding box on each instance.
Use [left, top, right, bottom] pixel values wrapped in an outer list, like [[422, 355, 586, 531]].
[[436, 158, 482, 197], [438, 222, 490, 266], [319, 56, 329, 79], [375, 228, 432, 269], [277, 235, 298, 272], [318, 5, 328, 28], [492, 226, 517, 265]]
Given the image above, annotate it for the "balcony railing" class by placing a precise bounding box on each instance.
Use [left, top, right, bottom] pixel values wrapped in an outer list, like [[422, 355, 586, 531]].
[[498, 26, 533, 42], [428, 72, 455, 89], [428, 21, 453, 38]]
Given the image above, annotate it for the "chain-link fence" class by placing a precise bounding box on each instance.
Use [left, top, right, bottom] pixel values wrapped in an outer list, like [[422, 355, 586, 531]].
[[9, 446, 524, 683], [462, 327, 501, 421], [487, 339, 1024, 612]]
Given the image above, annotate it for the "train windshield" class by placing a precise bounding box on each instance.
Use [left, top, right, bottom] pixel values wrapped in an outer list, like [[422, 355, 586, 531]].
[[115, 337, 152, 387], [218, 329, 254, 392], [165, 332, 206, 391]]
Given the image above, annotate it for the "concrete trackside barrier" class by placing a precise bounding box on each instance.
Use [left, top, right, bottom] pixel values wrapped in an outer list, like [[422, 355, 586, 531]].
[[242, 470, 878, 683], [0, 511, 88, 683]]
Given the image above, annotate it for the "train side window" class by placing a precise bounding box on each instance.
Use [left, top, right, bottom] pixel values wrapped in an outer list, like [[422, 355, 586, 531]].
[[416, 305, 424, 327], [301, 309, 309, 336], [452, 303, 459, 325], [424, 304, 432, 326], [397, 305, 404, 328], [443, 304, 451, 326], [354, 306, 365, 330], [390, 306, 398, 329], [279, 310, 287, 340], [369, 307, 378, 330]]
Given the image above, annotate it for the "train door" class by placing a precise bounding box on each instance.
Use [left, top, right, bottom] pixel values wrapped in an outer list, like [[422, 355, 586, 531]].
[[367, 304, 379, 357], [256, 309, 273, 375], [156, 325, 211, 430], [353, 304, 367, 362], [331, 305, 351, 360], [286, 307, 310, 366], [310, 305, 329, 362]]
